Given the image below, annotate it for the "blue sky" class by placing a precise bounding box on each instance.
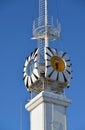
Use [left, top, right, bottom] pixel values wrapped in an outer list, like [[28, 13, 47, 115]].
[[0, 0, 85, 130]]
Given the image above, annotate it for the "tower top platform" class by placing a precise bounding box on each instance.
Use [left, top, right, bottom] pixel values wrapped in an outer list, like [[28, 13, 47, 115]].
[[25, 91, 71, 111]]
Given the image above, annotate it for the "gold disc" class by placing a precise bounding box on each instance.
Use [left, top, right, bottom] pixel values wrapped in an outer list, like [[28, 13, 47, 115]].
[[50, 56, 66, 72]]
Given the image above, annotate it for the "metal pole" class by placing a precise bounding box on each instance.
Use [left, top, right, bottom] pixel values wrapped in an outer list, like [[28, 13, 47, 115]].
[[20, 102, 22, 130], [45, 0, 49, 47]]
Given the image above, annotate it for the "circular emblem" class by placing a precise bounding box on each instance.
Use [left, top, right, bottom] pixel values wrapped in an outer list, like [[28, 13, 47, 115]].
[[45, 47, 72, 92], [50, 56, 66, 72], [23, 48, 40, 88]]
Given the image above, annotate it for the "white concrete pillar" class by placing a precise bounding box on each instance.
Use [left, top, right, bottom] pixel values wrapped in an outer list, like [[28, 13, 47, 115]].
[[25, 91, 71, 130]]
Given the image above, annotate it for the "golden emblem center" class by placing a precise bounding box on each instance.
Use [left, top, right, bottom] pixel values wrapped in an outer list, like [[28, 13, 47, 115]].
[[50, 56, 65, 72]]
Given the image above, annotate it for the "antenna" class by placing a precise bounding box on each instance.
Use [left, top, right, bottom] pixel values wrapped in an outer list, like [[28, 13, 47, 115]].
[[45, 0, 49, 47], [32, 0, 61, 63], [20, 102, 22, 130], [32, 0, 61, 42]]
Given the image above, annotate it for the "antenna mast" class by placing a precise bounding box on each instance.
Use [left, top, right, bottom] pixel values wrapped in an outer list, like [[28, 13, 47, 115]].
[[20, 103, 22, 130], [32, 0, 61, 63], [45, 0, 49, 47], [33, 0, 61, 42]]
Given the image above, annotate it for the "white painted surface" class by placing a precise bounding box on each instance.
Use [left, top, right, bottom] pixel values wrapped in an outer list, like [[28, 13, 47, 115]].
[[30, 102, 44, 130], [25, 91, 71, 130]]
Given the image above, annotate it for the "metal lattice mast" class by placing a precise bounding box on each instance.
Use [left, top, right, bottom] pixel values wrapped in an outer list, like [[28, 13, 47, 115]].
[[45, 0, 49, 47], [32, 0, 62, 63], [39, 0, 45, 17], [39, 0, 49, 46], [38, 0, 47, 63]]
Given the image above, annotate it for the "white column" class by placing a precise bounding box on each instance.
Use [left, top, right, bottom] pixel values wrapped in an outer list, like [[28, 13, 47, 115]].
[[25, 91, 71, 130]]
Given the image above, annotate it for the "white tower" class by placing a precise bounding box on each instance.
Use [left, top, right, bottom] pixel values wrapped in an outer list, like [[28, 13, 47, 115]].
[[25, 91, 71, 130], [23, 0, 72, 130]]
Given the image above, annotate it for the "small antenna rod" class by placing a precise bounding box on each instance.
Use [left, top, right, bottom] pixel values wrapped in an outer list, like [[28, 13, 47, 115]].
[[20, 102, 22, 130]]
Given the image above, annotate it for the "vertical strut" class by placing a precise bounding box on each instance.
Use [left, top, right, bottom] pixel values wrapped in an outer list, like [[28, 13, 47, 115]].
[[20, 102, 22, 130], [39, 0, 49, 47], [38, 0, 49, 63], [39, 0, 45, 17], [38, 39, 44, 63], [45, 0, 49, 47]]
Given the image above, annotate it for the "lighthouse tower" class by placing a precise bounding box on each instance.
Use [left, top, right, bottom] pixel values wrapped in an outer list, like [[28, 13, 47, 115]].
[[23, 0, 72, 130]]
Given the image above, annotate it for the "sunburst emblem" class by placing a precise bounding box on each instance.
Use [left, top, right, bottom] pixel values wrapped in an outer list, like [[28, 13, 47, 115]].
[[23, 48, 40, 89], [45, 47, 72, 86]]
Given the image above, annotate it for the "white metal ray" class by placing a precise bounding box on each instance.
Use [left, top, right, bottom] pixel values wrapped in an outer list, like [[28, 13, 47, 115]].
[[45, 66, 53, 77], [58, 72, 65, 82], [31, 73, 38, 83], [51, 70, 58, 80], [24, 76, 28, 86], [33, 68, 40, 78], [28, 77, 31, 87], [63, 70, 71, 82]]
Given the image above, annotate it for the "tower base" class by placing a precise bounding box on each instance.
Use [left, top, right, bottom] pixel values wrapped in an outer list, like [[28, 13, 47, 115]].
[[25, 91, 71, 130]]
